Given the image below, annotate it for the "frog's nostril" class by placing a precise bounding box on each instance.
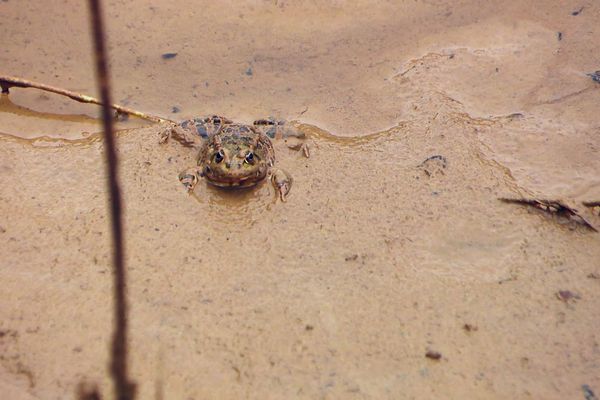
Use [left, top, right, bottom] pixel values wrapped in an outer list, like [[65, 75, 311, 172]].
[[225, 162, 231, 169]]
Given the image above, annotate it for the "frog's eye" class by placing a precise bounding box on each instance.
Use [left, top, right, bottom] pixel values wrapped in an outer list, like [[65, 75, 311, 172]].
[[214, 150, 224, 163], [244, 151, 254, 164]]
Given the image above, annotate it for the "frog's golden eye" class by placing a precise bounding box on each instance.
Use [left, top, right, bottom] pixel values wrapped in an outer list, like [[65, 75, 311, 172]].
[[244, 151, 254, 164], [215, 150, 224, 163]]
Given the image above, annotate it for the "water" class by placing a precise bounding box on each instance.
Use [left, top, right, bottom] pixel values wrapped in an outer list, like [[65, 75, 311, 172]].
[[1, 1, 599, 398]]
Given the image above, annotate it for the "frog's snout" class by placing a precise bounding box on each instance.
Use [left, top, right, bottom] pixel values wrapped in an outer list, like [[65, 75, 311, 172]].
[[224, 161, 244, 170]]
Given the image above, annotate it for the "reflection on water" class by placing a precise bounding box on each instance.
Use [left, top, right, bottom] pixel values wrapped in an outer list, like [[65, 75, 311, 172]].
[[0, 93, 149, 139], [201, 179, 276, 228]]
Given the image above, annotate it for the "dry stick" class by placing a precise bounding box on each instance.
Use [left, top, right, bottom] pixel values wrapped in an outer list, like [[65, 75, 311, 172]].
[[0, 74, 172, 123], [500, 198, 598, 232], [88, 1, 136, 399]]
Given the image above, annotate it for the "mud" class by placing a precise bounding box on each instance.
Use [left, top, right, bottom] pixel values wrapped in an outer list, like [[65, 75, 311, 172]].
[[1, 1, 600, 399]]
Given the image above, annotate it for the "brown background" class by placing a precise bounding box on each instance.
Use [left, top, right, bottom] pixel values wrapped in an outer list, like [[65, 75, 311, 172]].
[[1, 1, 599, 398]]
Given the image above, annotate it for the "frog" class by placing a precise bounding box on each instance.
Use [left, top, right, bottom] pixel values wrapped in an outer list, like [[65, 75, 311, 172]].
[[159, 116, 309, 201]]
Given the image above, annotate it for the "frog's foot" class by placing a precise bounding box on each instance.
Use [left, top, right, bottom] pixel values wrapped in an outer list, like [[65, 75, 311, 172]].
[[285, 139, 310, 158], [271, 168, 293, 202], [159, 122, 200, 147], [178, 166, 203, 193]]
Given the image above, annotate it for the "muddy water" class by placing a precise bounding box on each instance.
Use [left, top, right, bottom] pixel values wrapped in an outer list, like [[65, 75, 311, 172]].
[[1, 1, 600, 399]]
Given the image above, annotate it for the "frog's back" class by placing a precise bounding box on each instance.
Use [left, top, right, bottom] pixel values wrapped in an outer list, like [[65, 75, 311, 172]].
[[209, 123, 274, 163]]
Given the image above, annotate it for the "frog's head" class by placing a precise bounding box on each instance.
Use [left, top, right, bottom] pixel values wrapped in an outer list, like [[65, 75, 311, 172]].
[[199, 124, 270, 188]]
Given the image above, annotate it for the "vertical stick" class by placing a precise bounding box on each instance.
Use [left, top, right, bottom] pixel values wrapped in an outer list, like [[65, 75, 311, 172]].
[[87, 1, 135, 399]]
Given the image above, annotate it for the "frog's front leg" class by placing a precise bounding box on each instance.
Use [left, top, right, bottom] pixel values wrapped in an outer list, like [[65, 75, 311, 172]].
[[178, 166, 203, 193], [270, 168, 293, 202]]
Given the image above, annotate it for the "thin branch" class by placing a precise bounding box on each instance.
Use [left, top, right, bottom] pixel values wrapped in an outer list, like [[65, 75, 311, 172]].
[[88, 0, 136, 399], [500, 197, 598, 232], [0, 74, 172, 123]]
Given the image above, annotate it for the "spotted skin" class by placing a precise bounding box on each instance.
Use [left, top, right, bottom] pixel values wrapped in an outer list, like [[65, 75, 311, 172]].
[[163, 116, 307, 201]]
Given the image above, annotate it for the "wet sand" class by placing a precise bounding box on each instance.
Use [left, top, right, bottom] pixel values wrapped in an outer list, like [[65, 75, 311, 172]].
[[1, 1, 600, 399]]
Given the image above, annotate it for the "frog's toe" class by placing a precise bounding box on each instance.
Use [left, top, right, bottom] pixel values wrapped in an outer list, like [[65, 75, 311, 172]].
[[158, 128, 171, 144], [301, 143, 310, 158], [285, 140, 310, 158]]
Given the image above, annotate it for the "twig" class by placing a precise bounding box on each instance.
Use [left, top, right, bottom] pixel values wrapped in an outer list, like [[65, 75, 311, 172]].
[[500, 197, 598, 232], [0, 74, 172, 123], [88, 0, 136, 399]]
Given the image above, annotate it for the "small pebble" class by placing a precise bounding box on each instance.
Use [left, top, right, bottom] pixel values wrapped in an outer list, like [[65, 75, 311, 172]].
[[162, 52, 178, 60], [571, 7, 583, 16], [587, 71, 600, 83], [425, 350, 442, 360], [582, 384, 597, 400], [556, 290, 580, 303]]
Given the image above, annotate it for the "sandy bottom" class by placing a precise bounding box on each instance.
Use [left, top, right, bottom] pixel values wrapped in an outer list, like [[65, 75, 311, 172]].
[[1, 1, 600, 399]]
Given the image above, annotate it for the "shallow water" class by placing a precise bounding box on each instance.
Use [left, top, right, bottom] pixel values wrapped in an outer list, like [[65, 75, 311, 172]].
[[1, 1, 600, 399]]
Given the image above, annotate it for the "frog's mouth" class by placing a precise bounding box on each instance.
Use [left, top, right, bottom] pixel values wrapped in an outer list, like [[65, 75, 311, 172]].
[[202, 162, 268, 188], [204, 173, 266, 188]]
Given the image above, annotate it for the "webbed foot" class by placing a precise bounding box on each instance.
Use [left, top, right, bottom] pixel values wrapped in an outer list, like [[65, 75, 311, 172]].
[[271, 168, 293, 202], [286, 140, 310, 158], [178, 167, 203, 193]]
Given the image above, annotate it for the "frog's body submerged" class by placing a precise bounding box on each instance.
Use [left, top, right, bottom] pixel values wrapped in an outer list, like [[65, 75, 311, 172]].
[[161, 116, 307, 201]]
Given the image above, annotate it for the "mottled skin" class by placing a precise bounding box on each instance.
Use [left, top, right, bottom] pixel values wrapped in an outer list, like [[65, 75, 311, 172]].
[[160, 116, 307, 201]]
